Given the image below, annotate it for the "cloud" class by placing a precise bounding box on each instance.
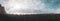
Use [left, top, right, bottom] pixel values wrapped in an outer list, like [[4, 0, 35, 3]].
[[53, 8, 60, 14], [0, 0, 60, 15]]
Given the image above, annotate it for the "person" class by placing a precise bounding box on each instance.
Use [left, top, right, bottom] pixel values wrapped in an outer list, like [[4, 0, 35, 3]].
[[0, 4, 6, 14], [0, 4, 1, 7]]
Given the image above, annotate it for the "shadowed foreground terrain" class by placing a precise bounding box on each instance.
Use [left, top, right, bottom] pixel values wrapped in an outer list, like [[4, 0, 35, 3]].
[[0, 4, 60, 21], [0, 14, 60, 21]]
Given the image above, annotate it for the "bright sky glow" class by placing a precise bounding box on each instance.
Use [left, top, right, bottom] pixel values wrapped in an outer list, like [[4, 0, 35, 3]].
[[0, 0, 60, 15]]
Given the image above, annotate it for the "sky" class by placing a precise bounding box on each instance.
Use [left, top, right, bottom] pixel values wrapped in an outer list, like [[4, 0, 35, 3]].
[[0, 0, 60, 15]]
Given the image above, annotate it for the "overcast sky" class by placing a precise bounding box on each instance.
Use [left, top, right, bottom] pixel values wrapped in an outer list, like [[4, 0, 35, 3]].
[[0, 0, 60, 15]]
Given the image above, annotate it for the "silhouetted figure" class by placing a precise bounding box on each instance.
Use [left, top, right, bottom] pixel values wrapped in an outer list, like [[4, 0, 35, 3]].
[[0, 4, 6, 14], [0, 4, 1, 7]]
